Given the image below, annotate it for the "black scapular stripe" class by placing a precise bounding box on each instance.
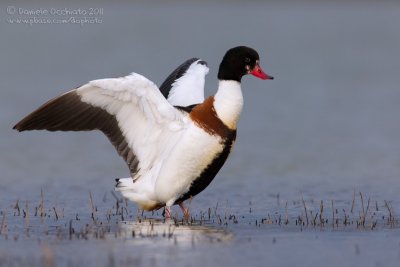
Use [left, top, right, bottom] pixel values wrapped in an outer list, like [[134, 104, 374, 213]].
[[174, 104, 198, 113]]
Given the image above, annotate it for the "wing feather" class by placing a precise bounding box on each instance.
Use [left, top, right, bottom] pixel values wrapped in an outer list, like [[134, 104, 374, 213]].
[[159, 58, 209, 107], [160, 58, 199, 99], [14, 73, 187, 179]]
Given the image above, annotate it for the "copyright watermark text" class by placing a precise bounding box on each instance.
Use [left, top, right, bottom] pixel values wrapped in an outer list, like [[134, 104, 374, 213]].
[[5, 6, 104, 26]]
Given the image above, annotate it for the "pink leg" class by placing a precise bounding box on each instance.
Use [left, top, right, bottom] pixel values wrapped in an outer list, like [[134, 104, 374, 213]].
[[164, 206, 172, 219], [179, 203, 190, 220]]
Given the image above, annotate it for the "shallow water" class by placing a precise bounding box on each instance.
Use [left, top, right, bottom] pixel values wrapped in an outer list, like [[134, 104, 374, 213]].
[[1, 1, 400, 266]]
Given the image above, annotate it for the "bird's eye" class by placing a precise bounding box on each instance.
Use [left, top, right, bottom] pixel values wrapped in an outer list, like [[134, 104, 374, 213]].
[[244, 57, 251, 63]]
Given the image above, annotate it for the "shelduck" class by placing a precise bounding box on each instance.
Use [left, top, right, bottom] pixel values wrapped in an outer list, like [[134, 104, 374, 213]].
[[13, 46, 273, 219]]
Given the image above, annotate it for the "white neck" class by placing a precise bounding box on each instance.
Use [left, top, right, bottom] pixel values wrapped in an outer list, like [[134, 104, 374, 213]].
[[213, 80, 243, 129]]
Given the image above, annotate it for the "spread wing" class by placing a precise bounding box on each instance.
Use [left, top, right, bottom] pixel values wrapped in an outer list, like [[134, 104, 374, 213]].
[[159, 58, 209, 108], [13, 73, 188, 178]]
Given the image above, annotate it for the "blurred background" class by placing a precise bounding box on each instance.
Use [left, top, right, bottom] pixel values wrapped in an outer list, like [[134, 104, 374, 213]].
[[1, 0, 400, 204], [1, 1, 400, 266]]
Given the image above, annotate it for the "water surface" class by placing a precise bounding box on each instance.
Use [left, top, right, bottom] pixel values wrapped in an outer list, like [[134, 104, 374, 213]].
[[1, 1, 400, 266]]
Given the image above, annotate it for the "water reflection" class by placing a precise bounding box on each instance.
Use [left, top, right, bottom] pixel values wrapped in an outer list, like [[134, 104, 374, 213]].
[[118, 219, 234, 245]]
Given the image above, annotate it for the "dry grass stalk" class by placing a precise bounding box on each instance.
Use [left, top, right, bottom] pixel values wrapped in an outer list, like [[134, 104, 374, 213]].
[[360, 192, 365, 218], [14, 199, 20, 216], [53, 207, 59, 220], [351, 188, 356, 213], [384, 200, 394, 226], [301, 195, 309, 226], [89, 191, 96, 222], [0, 212, 6, 235], [331, 200, 334, 228], [25, 201, 30, 237], [284, 202, 289, 225], [40, 188, 45, 217], [319, 200, 324, 226]]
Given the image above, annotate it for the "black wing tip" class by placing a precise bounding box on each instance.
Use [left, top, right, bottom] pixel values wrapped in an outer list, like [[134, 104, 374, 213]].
[[13, 122, 24, 132], [184, 57, 201, 65], [13, 118, 37, 132], [183, 58, 208, 67]]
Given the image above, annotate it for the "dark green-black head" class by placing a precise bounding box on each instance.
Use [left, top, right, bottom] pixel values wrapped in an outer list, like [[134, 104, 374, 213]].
[[217, 46, 274, 82]]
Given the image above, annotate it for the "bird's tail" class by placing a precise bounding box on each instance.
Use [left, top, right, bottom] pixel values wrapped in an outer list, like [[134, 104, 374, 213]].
[[115, 177, 162, 211], [115, 177, 134, 191]]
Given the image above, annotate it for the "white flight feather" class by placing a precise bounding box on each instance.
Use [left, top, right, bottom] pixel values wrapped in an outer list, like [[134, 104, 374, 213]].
[[167, 60, 209, 106], [76, 73, 187, 191]]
